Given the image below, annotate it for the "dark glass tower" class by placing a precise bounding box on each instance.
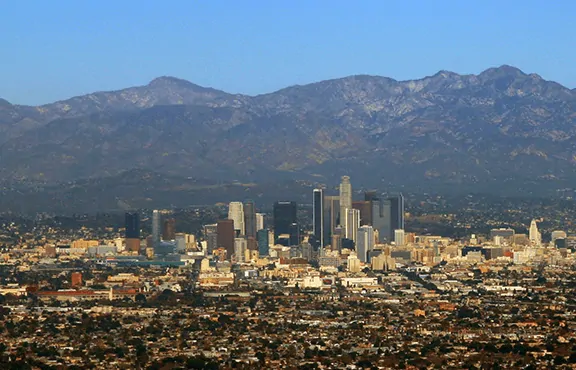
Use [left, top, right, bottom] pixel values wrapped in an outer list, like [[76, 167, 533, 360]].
[[273, 201, 297, 245], [244, 200, 257, 238], [125, 213, 140, 239], [389, 194, 405, 236], [312, 189, 324, 248], [217, 219, 235, 260], [257, 229, 269, 256]]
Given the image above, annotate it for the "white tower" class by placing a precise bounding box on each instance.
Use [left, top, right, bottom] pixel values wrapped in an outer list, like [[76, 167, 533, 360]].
[[529, 219, 541, 246], [255, 213, 265, 231], [228, 202, 245, 236], [345, 208, 360, 243], [357, 226, 375, 263]]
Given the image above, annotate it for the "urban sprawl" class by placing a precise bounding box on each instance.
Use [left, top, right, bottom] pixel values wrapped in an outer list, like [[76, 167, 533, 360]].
[[1, 176, 576, 369]]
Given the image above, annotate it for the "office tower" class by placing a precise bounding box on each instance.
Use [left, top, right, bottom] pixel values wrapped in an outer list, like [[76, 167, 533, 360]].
[[125, 212, 141, 252], [162, 218, 176, 241], [372, 199, 392, 243], [246, 236, 257, 252], [353, 200, 372, 226], [357, 226, 375, 263], [394, 229, 405, 246], [216, 219, 235, 260], [234, 238, 247, 263], [273, 201, 297, 244], [125, 213, 140, 239], [529, 219, 541, 245], [257, 229, 269, 256], [244, 200, 257, 238], [339, 176, 352, 228], [313, 189, 324, 248], [331, 234, 342, 252], [551, 230, 567, 244], [152, 210, 161, 248], [289, 222, 300, 246], [256, 213, 265, 231], [345, 208, 360, 242], [490, 228, 515, 243], [324, 196, 340, 239], [389, 194, 405, 237], [228, 202, 245, 236]]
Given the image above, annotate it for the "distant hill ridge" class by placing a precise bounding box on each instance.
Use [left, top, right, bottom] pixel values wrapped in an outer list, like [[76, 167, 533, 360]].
[[1, 65, 576, 199]]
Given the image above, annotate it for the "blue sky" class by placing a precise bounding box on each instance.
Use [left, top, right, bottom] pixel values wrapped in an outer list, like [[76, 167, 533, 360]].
[[1, 0, 575, 105]]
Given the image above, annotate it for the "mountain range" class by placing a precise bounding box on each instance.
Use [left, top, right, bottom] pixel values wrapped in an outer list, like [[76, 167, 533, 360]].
[[1, 65, 576, 212]]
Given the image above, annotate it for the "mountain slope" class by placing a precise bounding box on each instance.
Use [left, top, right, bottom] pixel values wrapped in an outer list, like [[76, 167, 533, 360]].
[[1, 65, 576, 203]]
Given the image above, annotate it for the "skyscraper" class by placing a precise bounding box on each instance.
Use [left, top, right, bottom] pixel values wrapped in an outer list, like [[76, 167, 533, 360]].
[[125, 213, 140, 239], [244, 200, 257, 238], [313, 188, 324, 248], [345, 208, 360, 243], [389, 194, 405, 235], [257, 229, 269, 256], [353, 200, 372, 226], [234, 238, 247, 263], [216, 219, 235, 260], [152, 210, 161, 248], [255, 213, 265, 231], [394, 229, 406, 246], [228, 202, 245, 236], [273, 201, 297, 245], [125, 212, 140, 253], [339, 176, 352, 229], [372, 199, 392, 243], [324, 195, 340, 240], [162, 218, 176, 241], [357, 225, 375, 263]]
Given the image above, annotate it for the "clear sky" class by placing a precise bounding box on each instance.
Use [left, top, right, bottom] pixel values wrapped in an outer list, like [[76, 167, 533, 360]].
[[1, 0, 575, 105]]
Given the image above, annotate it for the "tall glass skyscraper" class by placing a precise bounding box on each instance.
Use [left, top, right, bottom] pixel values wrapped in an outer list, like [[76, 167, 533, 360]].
[[152, 210, 161, 247], [244, 200, 257, 238], [313, 189, 324, 248], [257, 229, 269, 256], [273, 201, 298, 245], [125, 212, 140, 239], [339, 176, 352, 229]]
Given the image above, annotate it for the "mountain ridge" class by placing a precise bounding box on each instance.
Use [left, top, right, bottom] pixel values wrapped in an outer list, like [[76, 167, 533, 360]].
[[1, 64, 576, 211]]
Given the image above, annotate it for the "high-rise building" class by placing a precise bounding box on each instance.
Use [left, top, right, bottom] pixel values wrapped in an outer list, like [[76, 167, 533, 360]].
[[394, 229, 405, 246], [125, 212, 141, 253], [389, 194, 405, 236], [529, 219, 541, 246], [255, 213, 265, 231], [357, 225, 375, 263], [228, 202, 245, 236], [216, 219, 235, 260], [339, 176, 352, 229], [273, 201, 297, 244], [324, 196, 340, 240], [125, 213, 140, 239], [162, 218, 176, 241], [353, 200, 372, 226], [372, 199, 391, 243], [257, 229, 269, 256], [234, 238, 247, 263], [345, 208, 360, 243], [313, 189, 324, 248], [152, 210, 161, 248], [551, 230, 567, 244], [244, 200, 257, 238]]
